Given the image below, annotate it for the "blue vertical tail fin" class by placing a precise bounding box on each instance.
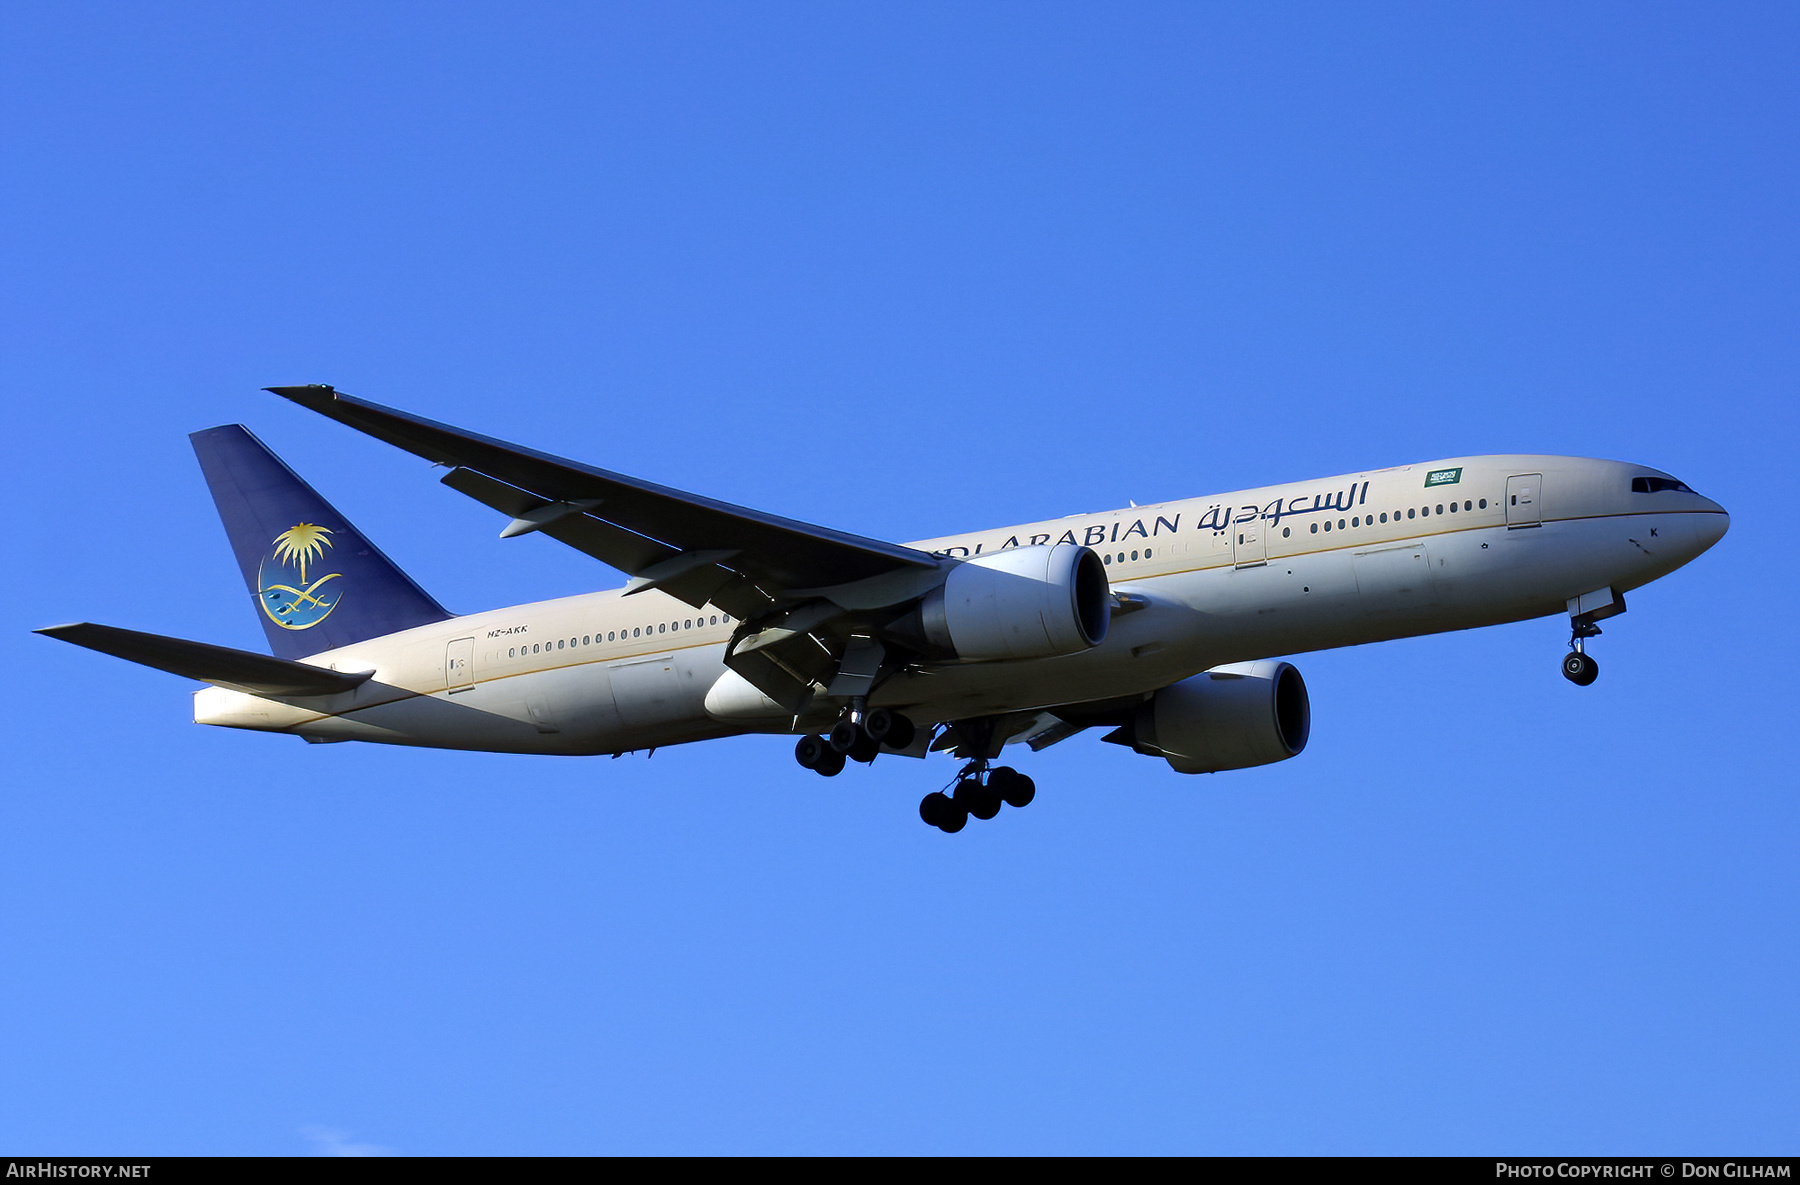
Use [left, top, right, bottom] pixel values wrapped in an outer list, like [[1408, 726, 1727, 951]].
[[190, 424, 452, 660]]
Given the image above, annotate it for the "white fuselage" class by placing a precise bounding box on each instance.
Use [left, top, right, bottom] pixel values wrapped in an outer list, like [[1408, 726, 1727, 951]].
[[193, 454, 1728, 755]]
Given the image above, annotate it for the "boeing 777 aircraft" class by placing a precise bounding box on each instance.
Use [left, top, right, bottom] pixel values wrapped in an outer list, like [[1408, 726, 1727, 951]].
[[39, 385, 1729, 832]]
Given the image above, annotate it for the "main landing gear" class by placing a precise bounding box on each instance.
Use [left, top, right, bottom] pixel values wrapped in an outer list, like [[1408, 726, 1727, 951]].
[[793, 732, 846, 776], [918, 763, 1036, 834], [794, 708, 918, 776], [795, 710, 1037, 833], [1562, 621, 1601, 686]]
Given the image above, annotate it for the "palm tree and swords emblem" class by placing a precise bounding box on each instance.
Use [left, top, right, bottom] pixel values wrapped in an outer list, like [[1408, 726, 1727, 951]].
[[257, 523, 343, 629]]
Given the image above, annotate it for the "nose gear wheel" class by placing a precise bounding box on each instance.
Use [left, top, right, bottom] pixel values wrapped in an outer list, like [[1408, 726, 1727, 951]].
[[1563, 620, 1603, 686]]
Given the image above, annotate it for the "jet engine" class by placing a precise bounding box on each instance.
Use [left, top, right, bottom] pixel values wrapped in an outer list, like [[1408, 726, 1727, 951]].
[[887, 543, 1110, 661], [1107, 660, 1310, 774]]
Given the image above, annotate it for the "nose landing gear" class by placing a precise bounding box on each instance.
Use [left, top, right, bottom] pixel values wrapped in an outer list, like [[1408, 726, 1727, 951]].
[[1561, 588, 1625, 687], [1562, 621, 1601, 686]]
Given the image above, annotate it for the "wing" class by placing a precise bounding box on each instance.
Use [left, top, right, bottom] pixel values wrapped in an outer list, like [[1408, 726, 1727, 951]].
[[268, 385, 948, 711], [267, 385, 942, 612]]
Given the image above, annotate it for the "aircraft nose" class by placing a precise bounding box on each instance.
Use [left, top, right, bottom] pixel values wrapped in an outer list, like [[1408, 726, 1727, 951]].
[[1694, 506, 1730, 552]]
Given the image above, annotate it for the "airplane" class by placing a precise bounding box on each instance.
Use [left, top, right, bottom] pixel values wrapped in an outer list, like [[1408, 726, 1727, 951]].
[[37, 385, 1730, 832]]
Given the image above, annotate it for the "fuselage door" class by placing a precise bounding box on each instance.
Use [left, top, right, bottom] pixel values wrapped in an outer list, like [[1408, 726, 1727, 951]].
[[1233, 515, 1267, 569], [610, 654, 685, 730], [1506, 473, 1543, 529], [445, 637, 475, 692], [1354, 543, 1439, 616]]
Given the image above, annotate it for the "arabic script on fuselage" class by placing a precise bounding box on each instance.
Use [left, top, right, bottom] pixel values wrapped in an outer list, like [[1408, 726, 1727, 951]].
[[931, 481, 1370, 557]]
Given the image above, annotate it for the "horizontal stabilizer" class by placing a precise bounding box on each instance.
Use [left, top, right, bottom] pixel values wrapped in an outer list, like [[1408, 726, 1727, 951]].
[[35, 623, 374, 697]]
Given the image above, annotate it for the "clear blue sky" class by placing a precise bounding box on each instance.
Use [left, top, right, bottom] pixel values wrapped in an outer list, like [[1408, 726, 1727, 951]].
[[4, 2, 1795, 1155]]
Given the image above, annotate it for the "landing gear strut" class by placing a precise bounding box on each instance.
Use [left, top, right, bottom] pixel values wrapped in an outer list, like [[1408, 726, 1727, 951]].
[[1563, 621, 1601, 686]]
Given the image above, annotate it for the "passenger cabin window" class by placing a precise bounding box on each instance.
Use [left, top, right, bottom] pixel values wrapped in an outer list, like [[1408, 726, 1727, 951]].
[[1632, 476, 1694, 494]]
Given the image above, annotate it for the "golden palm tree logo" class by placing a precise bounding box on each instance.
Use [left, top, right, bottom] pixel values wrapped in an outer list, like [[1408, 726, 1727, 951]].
[[273, 523, 334, 584], [258, 523, 344, 630]]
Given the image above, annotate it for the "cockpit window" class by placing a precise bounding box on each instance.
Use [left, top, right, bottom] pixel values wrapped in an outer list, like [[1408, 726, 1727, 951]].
[[1632, 476, 1694, 494]]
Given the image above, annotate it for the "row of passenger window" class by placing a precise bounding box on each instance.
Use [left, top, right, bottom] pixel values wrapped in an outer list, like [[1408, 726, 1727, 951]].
[[1281, 498, 1489, 538], [507, 613, 730, 659], [502, 494, 1497, 658]]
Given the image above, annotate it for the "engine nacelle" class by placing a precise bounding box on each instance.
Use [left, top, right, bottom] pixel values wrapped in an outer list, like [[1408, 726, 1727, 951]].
[[901, 543, 1110, 661], [1118, 660, 1310, 774]]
